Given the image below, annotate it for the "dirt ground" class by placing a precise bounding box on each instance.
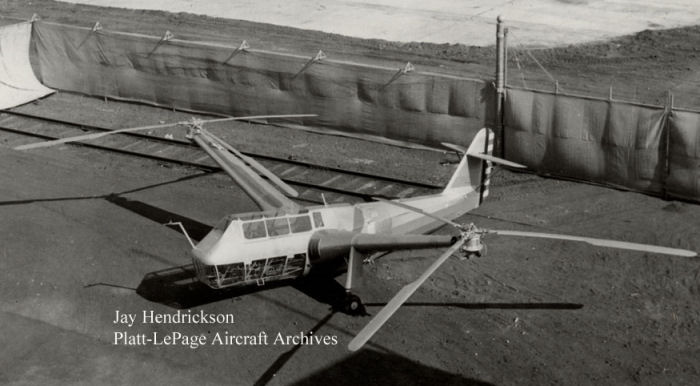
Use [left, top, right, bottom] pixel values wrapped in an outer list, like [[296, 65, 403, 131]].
[[55, 0, 700, 46], [1, 1, 700, 385]]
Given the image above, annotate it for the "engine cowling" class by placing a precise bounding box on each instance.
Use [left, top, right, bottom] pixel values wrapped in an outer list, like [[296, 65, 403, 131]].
[[307, 230, 357, 267]]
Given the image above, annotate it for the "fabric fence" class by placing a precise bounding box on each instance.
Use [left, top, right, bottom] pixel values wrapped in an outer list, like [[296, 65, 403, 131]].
[[667, 111, 700, 200], [24, 21, 700, 202], [30, 21, 493, 148], [504, 87, 700, 202]]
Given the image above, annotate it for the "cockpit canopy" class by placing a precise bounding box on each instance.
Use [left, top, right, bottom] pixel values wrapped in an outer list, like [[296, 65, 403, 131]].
[[194, 210, 328, 289], [212, 209, 326, 240]]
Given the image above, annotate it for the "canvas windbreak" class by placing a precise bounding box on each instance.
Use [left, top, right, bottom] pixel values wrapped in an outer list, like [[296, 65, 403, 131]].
[[30, 21, 492, 147], [667, 110, 700, 201], [17, 21, 700, 202], [0, 22, 53, 108], [504, 89, 667, 193], [503, 87, 700, 202]]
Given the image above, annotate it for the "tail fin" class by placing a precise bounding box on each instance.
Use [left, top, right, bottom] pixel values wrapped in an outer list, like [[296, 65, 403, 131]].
[[443, 128, 494, 201]]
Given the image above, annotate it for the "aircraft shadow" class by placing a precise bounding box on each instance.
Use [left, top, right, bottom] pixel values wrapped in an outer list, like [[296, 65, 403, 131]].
[[136, 264, 357, 312], [137, 262, 582, 313], [292, 274, 356, 313], [364, 301, 583, 310], [0, 191, 213, 242], [290, 349, 493, 386], [0, 171, 213, 207], [254, 311, 336, 386], [136, 264, 297, 309], [253, 313, 493, 386], [105, 194, 212, 241]]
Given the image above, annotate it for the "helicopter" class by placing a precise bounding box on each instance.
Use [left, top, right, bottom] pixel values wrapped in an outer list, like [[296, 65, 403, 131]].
[[15, 114, 697, 352]]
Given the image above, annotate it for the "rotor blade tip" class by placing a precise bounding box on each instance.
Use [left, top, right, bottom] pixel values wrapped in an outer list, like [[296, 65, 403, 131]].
[[347, 341, 363, 352], [14, 143, 47, 150]]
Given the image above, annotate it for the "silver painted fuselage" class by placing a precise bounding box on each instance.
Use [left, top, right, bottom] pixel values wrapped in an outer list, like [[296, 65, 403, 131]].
[[192, 185, 479, 288], [192, 127, 492, 289]]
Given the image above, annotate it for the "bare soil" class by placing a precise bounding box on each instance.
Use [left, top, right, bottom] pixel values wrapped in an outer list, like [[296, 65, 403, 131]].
[[1, 1, 699, 385]]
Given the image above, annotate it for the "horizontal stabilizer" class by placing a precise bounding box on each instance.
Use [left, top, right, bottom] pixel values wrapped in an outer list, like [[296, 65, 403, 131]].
[[442, 141, 527, 169]]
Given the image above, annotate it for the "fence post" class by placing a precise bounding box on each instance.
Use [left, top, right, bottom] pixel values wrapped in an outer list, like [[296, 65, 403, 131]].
[[495, 15, 506, 157], [662, 90, 674, 199], [483, 16, 507, 205], [503, 27, 509, 90]]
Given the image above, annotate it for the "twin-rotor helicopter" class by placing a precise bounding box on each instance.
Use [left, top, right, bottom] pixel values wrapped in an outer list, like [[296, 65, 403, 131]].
[[15, 114, 697, 351]]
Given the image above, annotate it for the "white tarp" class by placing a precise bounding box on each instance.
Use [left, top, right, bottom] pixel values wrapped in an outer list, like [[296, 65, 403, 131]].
[[0, 22, 54, 109]]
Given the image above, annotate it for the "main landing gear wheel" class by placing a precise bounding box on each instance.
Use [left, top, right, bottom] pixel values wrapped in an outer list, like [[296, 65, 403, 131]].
[[342, 293, 367, 316]]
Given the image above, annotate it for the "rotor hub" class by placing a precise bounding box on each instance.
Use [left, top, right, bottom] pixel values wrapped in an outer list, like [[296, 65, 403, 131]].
[[185, 118, 204, 138], [460, 223, 484, 258]]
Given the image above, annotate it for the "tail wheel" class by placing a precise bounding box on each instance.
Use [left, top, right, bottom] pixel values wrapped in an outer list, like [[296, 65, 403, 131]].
[[343, 293, 367, 316]]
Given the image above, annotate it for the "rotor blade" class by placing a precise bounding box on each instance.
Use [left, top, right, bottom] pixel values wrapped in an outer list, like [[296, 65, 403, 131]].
[[348, 239, 465, 351], [469, 153, 527, 169], [13, 121, 183, 150], [441, 142, 467, 154], [200, 128, 299, 197], [193, 113, 317, 125], [487, 230, 697, 257], [13, 113, 317, 151], [372, 197, 462, 229], [190, 130, 301, 213]]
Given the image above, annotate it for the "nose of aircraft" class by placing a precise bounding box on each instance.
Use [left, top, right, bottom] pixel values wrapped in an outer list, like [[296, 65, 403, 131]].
[[192, 228, 225, 265]]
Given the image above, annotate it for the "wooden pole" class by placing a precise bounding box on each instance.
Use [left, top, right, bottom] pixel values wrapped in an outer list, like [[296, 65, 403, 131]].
[[483, 15, 506, 205], [495, 15, 506, 157], [503, 27, 509, 89]]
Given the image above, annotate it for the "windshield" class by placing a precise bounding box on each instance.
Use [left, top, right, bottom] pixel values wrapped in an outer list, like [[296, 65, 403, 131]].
[[242, 213, 313, 239]]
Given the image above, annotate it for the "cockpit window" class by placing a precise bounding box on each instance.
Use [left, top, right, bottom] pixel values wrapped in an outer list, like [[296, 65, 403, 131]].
[[289, 215, 312, 233], [243, 214, 314, 239], [266, 217, 290, 237], [312, 212, 324, 228], [242, 220, 267, 239]]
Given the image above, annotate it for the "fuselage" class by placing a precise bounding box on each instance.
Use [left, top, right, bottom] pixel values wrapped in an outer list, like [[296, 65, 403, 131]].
[[192, 126, 493, 289], [192, 186, 480, 289]]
